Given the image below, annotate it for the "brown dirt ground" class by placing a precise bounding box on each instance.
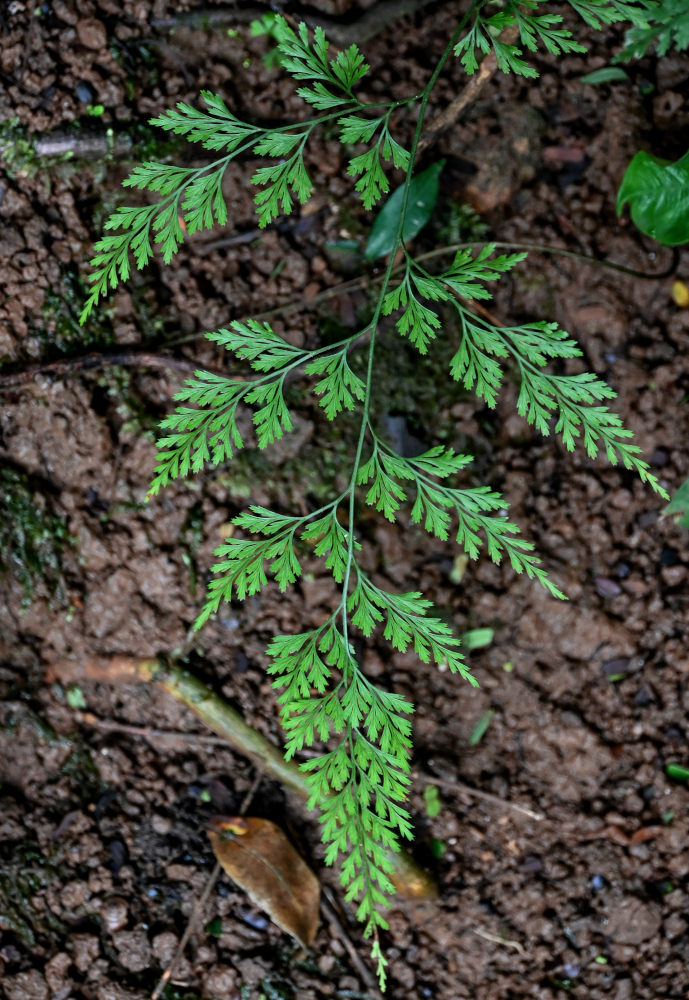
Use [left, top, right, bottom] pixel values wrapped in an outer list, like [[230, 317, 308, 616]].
[[1, 2, 689, 999]]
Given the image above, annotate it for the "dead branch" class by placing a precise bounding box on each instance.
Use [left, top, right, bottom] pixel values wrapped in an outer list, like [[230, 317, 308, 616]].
[[420, 771, 544, 822], [0, 352, 206, 393], [150, 0, 439, 46], [151, 863, 221, 1000], [418, 28, 519, 154]]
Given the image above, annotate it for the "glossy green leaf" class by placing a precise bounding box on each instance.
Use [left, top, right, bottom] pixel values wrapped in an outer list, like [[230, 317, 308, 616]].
[[579, 67, 628, 84], [666, 763, 689, 782], [430, 837, 446, 859], [365, 160, 445, 261], [664, 476, 689, 528], [324, 239, 361, 253], [617, 149, 689, 246]]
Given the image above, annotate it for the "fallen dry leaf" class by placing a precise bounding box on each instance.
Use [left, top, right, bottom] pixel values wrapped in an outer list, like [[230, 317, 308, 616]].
[[628, 825, 664, 845], [208, 815, 320, 947]]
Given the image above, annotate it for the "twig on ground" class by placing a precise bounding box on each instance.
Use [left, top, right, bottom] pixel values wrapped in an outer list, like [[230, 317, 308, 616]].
[[416, 241, 678, 280], [0, 351, 212, 393], [3, 231, 669, 390], [33, 129, 135, 159], [321, 886, 382, 998], [238, 767, 265, 816], [150, 861, 220, 1000], [150, 766, 263, 1000], [75, 711, 237, 750], [164, 239, 675, 349], [471, 926, 527, 956], [418, 27, 519, 154], [422, 771, 544, 822], [150, 0, 438, 46]]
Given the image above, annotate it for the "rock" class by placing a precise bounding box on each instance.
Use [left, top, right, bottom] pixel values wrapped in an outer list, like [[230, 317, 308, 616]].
[[45, 952, 72, 998], [76, 80, 96, 103], [595, 577, 622, 598], [84, 569, 138, 638], [663, 912, 688, 940], [97, 986, 148, 1000]]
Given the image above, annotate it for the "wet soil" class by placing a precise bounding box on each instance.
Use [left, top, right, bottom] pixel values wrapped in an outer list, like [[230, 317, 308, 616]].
[[1, 2, 689, 999]]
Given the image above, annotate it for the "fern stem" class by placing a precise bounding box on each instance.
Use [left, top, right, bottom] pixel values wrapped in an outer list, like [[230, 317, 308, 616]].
[[330, 5, 485, 965], [340, 4, 482, 621]]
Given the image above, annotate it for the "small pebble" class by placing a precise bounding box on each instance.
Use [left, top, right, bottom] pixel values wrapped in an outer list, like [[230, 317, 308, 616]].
[[634, 685, 655, 707], [152, 931, 178, 963], [203, 964, 237, 999], [112, 928, 151, 973], [238, 907, 268, 931], [519, 854, 544, 873], [661, 564, 686, 587], [318, 954, 336, 974], [151, 813, 172, 835], [602, 657, 630, 677], [613, 561, 631, 579], [595, 576, 621, 598], [76, 81, 96, 103], [3, 970, 49, 1000]]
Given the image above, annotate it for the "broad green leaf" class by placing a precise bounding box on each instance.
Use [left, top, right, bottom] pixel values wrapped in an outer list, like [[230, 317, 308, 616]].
[[324, 238, 361, 253], [664, 476, 689, 528], [617, 148, 689, 246], [579, 66, 628, 84], [666, 763, 689, 782], [365, 161, 445, 261]]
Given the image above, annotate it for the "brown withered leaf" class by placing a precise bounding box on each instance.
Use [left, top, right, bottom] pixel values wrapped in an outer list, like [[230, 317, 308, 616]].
[[207, 815, 319, 947]]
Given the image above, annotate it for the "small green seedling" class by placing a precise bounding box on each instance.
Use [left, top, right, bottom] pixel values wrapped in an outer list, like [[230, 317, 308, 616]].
[[423, 784, 442, 819], [65, 686, 87, 710], [468, 709, 494, 746]]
